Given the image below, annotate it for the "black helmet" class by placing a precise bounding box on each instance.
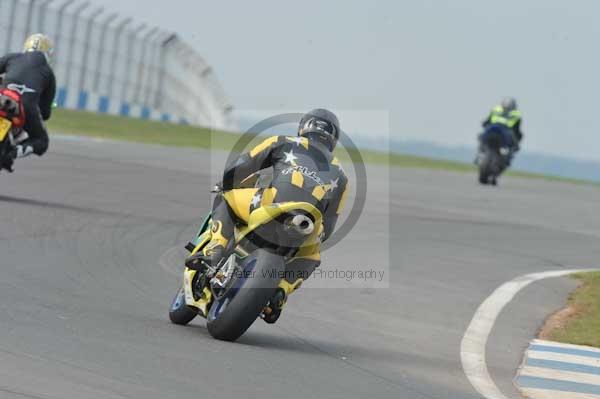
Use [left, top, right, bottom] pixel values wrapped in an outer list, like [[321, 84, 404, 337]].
[[298, 108, 340, 151], [501, 97, 517, 112]]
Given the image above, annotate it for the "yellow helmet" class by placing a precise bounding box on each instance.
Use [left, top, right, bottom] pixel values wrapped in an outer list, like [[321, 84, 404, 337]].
[[23, 34, 54, 64]]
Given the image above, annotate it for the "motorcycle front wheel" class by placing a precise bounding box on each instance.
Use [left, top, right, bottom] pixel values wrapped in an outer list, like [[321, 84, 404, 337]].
[[169, 288, 199, 325]]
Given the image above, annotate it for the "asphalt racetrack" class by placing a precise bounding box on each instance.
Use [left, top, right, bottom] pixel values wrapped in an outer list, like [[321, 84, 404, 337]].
[[1, 136, 599, 399]]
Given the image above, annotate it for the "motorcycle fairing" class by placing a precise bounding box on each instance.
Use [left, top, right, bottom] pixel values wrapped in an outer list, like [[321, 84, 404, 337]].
[[190, 201, 323, 256], [237, 202, 323, 246], [183, 268, 213, 316], [182, 201, 323, 315]]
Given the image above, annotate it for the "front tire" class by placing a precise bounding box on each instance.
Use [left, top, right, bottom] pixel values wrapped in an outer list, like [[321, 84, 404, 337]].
[[206, 249, 285, 341], [169, 288, 198, 325]]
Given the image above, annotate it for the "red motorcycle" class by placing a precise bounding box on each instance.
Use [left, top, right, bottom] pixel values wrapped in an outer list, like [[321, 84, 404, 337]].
[[0, 88, 27, 172]]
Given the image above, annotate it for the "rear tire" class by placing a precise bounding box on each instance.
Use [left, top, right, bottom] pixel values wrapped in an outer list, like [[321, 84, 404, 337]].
[[206, 249, 284, 342], [478, 171, 489, 185], [478, 153, 491, 185], [169, 288, 198, 325], [478, 148, 504, 186]]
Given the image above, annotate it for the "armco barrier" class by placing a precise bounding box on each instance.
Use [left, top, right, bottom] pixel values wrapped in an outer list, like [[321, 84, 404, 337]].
[[0, 0, 236, 130]]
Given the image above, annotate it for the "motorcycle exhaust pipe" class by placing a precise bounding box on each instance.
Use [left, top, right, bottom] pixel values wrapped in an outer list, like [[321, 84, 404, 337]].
[[286, 214, 314, 236]]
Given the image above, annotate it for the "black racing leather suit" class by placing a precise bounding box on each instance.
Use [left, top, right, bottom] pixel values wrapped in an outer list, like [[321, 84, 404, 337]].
[[0, 51, 56, 156], [222, 135, 349, 242], [205, 135, 349, 281]]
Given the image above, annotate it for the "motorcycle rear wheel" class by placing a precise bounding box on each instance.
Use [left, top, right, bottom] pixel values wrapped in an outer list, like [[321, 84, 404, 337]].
[[478, 154, 492, 185], [206, 249, 285, 342]]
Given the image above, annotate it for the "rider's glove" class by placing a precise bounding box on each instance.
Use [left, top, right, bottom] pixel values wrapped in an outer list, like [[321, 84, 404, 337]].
[[211, 182, 223, 194]]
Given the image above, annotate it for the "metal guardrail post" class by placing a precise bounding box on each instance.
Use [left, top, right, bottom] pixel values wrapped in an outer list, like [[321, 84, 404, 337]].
[[133, 27, 158, 105], [38, 0, 56, 34], [108, 17, 132, 97], [64, 1, 89, 91], [142, 30, 162, 108], [5, 0, 19, 52], [54, 0, 76, 61], [24, 0, 36, 40], [92, 12, 118, 93], [120, 23, 146, 102], [77, 7, 104, 96], [155, 33, 177, 108]]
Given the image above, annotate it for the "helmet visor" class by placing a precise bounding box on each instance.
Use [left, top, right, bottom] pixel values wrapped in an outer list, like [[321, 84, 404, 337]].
[[299, 117, 337, 138]]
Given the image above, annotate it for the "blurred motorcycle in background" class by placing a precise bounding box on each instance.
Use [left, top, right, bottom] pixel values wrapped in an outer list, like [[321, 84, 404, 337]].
[[0, 88, 28, 173], [475, 124, 516, 186]]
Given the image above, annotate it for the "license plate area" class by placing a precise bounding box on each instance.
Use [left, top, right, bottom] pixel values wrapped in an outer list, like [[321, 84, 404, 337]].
[[0, 118, 12, 141]]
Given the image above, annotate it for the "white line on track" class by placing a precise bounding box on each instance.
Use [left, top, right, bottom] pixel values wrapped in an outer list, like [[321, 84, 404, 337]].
[[460, 268, 599, 399]]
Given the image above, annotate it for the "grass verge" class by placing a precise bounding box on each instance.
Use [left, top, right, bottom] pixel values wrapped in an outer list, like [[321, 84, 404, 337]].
[[541, 272, 600, 348], [48, 108, 242, 150], [48, 109, 591, 185]]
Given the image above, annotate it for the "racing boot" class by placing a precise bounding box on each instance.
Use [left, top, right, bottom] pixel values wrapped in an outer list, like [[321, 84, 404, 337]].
[[13, 145, 34, 159], [263, 289, 286, 324], [2, 145, 35, 173], [0, 152, 15, 172], [263, 278, 304, 324]]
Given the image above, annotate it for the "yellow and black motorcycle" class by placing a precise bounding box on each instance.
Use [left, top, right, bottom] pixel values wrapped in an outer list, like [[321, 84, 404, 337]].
[[169, 175, 323, 341]]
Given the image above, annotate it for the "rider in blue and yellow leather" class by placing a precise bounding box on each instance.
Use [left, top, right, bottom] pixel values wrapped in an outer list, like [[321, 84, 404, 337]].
[[481, 97, 524, 150]]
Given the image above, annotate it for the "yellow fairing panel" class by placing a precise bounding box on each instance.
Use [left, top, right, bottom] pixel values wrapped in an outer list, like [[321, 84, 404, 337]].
[[237, 202, 323, 247], [223, 188, 278, 223], [295, 242, 321, 261], [183, 268, 212, 316], [224, 188, 259, 223], [191, 230, 212, 255]]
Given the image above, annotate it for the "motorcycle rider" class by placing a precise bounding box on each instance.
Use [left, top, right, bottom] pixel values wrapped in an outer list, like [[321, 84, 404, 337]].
[[186, 108, 349, 323], [477, 97, 523, 159], [0, 34, 56, 171]]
